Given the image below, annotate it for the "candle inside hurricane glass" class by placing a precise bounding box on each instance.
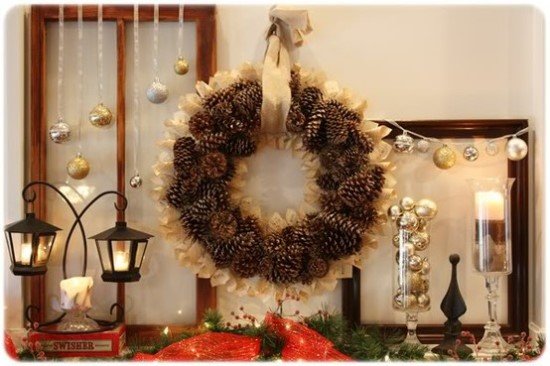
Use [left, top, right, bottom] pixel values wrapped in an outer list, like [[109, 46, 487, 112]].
[[58, 276, 100, 332], [467, 177, 515, 355]]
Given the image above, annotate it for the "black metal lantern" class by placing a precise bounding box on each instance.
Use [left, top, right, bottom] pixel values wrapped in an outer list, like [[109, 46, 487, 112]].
[[4, 213, 61, 275], [90, 221, 153, 283]]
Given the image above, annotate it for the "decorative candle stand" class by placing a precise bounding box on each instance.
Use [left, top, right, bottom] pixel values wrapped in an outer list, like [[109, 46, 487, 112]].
[[432, 254, 472, 357], [467, 178, 515, 355], [4, 181, 153, 335], [388, 197, 438, 344]]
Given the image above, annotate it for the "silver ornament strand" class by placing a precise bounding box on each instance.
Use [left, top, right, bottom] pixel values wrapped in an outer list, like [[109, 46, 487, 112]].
[[97, 4, 104, 103], [416, 139, 430, 153], [393, 132, 414, 153], [485, 140, 499, 156], [130, 4, 142, 189], [77, 5, 83, 151], [506, 136, 528, 161], [178, 4, 184, 58]]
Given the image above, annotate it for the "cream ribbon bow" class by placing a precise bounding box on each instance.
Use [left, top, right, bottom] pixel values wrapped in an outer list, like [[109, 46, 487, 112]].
[[261, 6, 312, 134]]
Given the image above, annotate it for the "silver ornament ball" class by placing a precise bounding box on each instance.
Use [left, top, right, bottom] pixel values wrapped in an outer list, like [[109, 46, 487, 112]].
[[130, 174, 143, 188], [146, 78, 169, 104], [486, 141, 499, 156], [393, 133, 414, 153], [49, 119, 71, 143], [463, 145, 479, 162], [506, 137, 528, 161], [416, 139, 430, 153]]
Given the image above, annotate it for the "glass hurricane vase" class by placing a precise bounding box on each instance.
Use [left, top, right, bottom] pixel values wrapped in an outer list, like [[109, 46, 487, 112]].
[[467, 178, 515, 355]]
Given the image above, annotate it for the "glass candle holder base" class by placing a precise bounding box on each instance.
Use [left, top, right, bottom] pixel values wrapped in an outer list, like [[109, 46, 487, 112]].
[[403, 312, 421, 344], [476, 323, 510, 356], [57, 309, 100, 333]]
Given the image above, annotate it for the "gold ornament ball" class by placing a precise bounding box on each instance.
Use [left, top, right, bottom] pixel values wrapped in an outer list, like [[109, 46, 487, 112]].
[[397, 211, 419, 231], [393, 293, 404, 309], [419, 259, 431, 275], [404, 294, 418, 309], [433, 145, 456, 169], [406, 272, 424, 293], [408, 254, 423, 272], [174, 57, 189, 75], [414, 199, 438, 219], [387, 204, 402, 221], [67, 154, 90, 180], [89, 103, 113, 127], [399, 196, 415, 211], [417, 293, 431, 309], [410, 231, 430, 251]]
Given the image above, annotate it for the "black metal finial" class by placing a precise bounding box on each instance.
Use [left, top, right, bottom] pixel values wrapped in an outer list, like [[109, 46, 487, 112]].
[[432, 254, 473, 356]]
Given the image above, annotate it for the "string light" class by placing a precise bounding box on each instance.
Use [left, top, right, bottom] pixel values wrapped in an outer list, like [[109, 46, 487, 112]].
[[385, 120, 529, 167]]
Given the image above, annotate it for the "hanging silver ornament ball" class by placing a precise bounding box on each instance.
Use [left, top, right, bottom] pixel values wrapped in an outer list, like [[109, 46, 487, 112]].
[[463, 145, 479, 162], [387, 204, 403, 221], [399, 196, 415, 211], [393, 133, 414, 153], [397, 211, 419, 231], [49, 119, 71, 143], [408, 254, 423, 272], [89, 103, 113, 127], [414, 198, 438, 219], [506, 137, 528, 161], [433, 145, 456, 169], [66, 153, 90, 180], [416, 139, 430, 153], [174, 57, 189, 75], [130, 174, 143, 188], [146, 78, 169, 104], [485, 141, 499, 156]]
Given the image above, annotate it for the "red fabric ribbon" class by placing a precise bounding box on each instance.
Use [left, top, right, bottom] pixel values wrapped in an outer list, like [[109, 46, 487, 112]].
[[265, 312, 353, 361], [133, 312, 352, 361], [4, 332, 18, 360], [133, 332, 261, 361]]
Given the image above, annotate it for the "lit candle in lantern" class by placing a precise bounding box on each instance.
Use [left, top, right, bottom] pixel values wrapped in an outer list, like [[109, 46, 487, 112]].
[[20, 243, 32, 265], [60, 276, 94, 311], [113, 250, 130, 271]]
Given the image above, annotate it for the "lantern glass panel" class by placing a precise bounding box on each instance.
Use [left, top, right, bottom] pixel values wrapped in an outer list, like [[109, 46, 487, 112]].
[[96, 240, 113, 272], [34, 234, 55, 265], [133, 240, 148, 270], [113, 241, 131, 272]]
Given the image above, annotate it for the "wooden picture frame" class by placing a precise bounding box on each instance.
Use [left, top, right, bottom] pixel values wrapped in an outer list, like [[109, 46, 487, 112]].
[[28, 4, 217, 334], [342, 119, 529, 343]]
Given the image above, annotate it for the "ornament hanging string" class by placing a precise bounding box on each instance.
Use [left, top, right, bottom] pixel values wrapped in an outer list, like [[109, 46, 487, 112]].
[[76, 5, 83, 151], [133, 5, 140, 177], [384, 119, 528, 148], [153, 4, 159, 79], [261, 6, 312, 134], [178, 4, 184, 59], [57, 4, 64, 121], [97, 4, 104, 104]]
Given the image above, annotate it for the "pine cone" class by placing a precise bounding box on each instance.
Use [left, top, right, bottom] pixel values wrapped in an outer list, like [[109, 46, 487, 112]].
[[201, 151, 228, 179], [299, 87, 323, 117], [207, 238, 240, 268], [263, 233, 286, 256], [188, 111, 215, 139], [165, 170, 201, 209], [289, 70, 301, 99], [346, 128, 374, 155], [286, 103, 307, 133], [211, 101, 234, 123], [173, 137, 198, 175], [188, 195, 218, 219], [209, 210, 238, 240], [232, 244, 263, 278], [194, 181, 230, 204], [325, 118, 352, 146], [307, 257, 329, 278], [180, 208, 209, 241], [221, 116, 248, 136], [233, 81, 262, 118], [338, 167, 385, 207], [316, 172, 342, 191], [203, 88, 234, 111], [196, 132, 228, 153], [223, 135, 257, 157], [303, 102, 327, 153], [316, 228, 362, 260], [325, 99, 362, 124], [319, 191, 347, 212], [318, 211, 363, 235], [348, 204, 381, 229], [237, 216, 263, 240]]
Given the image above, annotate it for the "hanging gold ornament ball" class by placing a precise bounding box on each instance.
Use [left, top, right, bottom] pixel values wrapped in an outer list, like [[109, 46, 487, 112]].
[[505, 137, 528, 161], [89, 103, 113, 127], [66, 153, 90, 180], [433, 145, 456, 169], [174, 57, 189, 75], [414, 198, 438, 219]]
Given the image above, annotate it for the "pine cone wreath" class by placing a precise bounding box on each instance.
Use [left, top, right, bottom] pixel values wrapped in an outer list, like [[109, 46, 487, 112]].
[[337, 167, 386, 207], [223, 135, 257, 157], [303, 102, 327, 153], [201, 151, 228, 179], [316, 228, 362, 260], [325, 99, 362, 124], [206, 238, 240, 268], [173, 136, 198, 175], [233, 81, 262, 118], [232, 245, 263, 278], [196, 131, 229, 153], [202, 88, 234, 111]]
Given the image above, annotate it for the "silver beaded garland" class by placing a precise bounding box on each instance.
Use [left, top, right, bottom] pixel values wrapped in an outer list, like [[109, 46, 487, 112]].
[[485, 141, 499, 156], [416, 139, 430, 153], [393, 133, 414, 153], [506, 137, 528, 161]]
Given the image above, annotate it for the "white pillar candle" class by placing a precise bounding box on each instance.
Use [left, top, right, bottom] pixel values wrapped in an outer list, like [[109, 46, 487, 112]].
[[20, 243, 32, 265], [113, 250, 130, 271], [60, 276, 93, 311], [474, 191, 504, 220]]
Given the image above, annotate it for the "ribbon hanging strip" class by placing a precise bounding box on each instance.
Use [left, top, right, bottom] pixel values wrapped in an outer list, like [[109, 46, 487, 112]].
[[261, 6, 312, 134]]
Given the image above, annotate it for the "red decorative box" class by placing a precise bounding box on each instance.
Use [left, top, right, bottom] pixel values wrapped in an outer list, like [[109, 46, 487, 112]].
[[28, 324, 126, 358]]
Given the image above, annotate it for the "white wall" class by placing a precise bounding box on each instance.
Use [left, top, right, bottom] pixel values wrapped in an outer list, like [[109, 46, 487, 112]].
[[1, 5, 544, 333]]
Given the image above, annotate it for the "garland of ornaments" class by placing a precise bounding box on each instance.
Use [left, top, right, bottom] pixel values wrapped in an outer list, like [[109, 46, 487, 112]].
[[388, 120, 529, 169], [153, 63, 395, 298]]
